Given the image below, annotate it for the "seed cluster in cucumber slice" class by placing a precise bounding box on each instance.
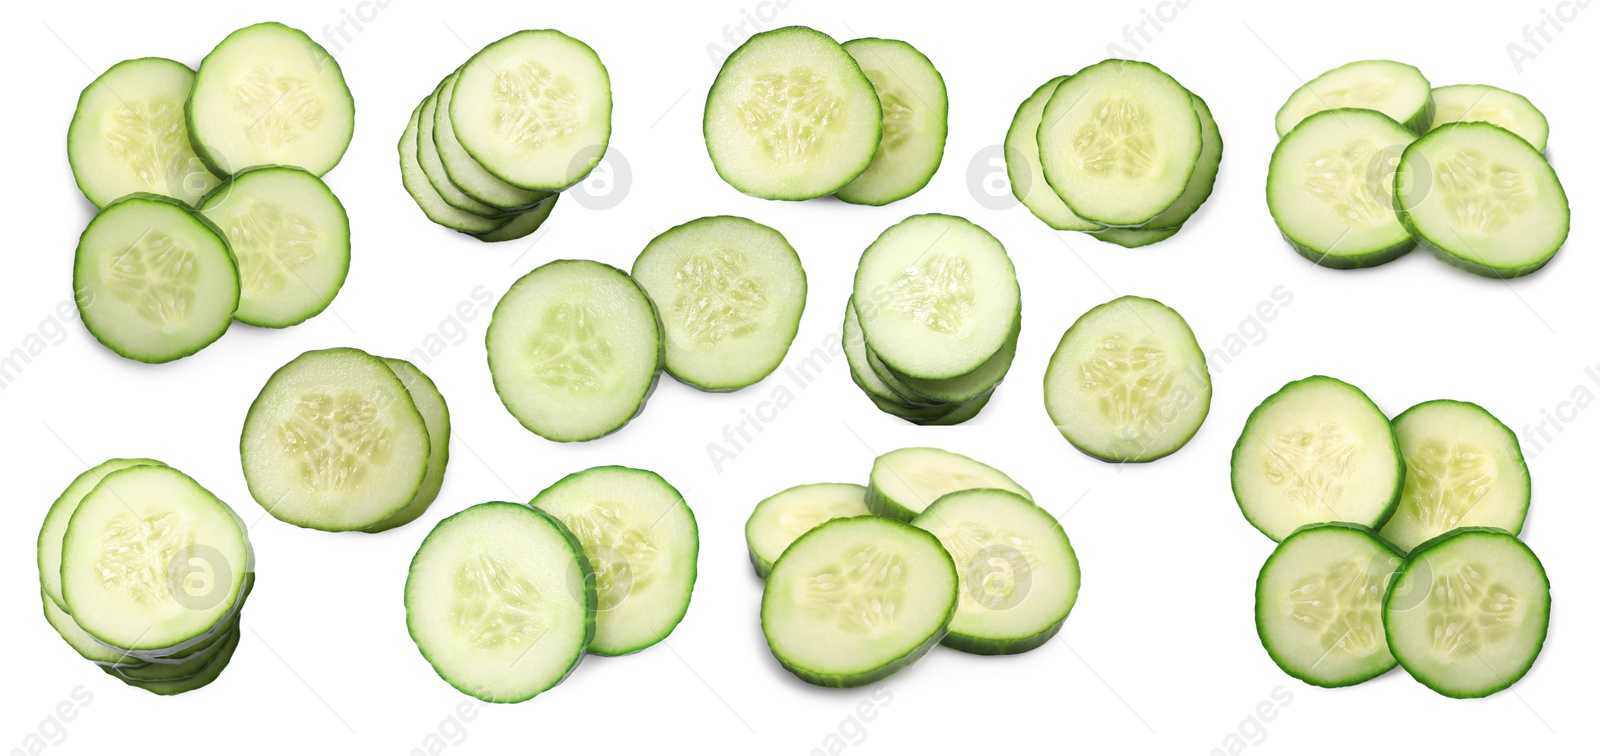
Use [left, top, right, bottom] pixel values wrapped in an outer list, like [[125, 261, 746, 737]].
[[38, 460, 254, 694], [1380, 400, 1530, 553], [1269, 61, 1565, 277], [705, 27, 945, 204], [399, 29, 606, 240], [1044, 296, 1211, 462], [846, 214, 1020, 424], [1008, 60, 1221, 247], [67, 58, 219, 207], [241, 347, 450, 532]]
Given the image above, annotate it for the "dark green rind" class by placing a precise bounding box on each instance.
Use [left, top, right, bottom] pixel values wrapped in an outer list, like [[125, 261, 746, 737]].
[[398, 100, 507, 234], [705, 26, 881, 201], [868, 393, 961, 420], [74, 194, 240, 363], [114, 617, 236, 682], [1387, 399, 1531, 550], [913, 392, 992, 426], [362, 359, 452, 533], [761, 516, 956, 687], [41, 590, 145, 667], [417, 78, 506, 217], [529, 466, 697, 656], [187, 22, 354, 177], [1086, 226, 1182, 249], [470, 194, 559, 243], [1142, 92, 1223, 231], [1255, 522, 1401, 687], [864, 340, 948, 407], [1395, 122, 1569, 279], [1230, 376, 1405, 541], [1046, 296, 1211, 463], [1383, 527, 1550, 699], [486, 260, 664, 443], [885, 318, 1020, 404], [1007, 76, 1103, 232], [111, 623, 241, 695], [67, 57, 213, 208], [832, 38, 948, 206], [405, 502, 596, 704], [240, 347, 429, 531]]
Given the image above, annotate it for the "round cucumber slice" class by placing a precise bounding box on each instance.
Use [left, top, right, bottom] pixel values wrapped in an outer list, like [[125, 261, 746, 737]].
[[1044, 296, 1211, 463], [1379, 401, 1530, 554], [832, 38, 947, 206], [912, 489, 1080, 655], [114, 622, 241, 695], [1396, 122, 1569, 278], [68, 57, 219, 208], [867, 447, 1031, 521], [42, 589, 143, 667], [631, 216, 806, 391], [39, 458, 167, 610], [1006, 76, 1102, 232], [60, 465, 252, 653], [187, 22, 354, 176], [1384, 528, 1550, 698], [1232, 376, 1404, 541], [1142, 92, 1223, 230], [74, 194, 239, 363], [704, 26, 882, 200], [745, 483, 870, 579], [198, 165, 350, 328], [240, 347, 431, 531], [531, 466, 697, 656], [1267, 108, 1418, 268], [1276, 60, 1433, 138], [853, 214, 1019, 380], [433, 68, 551, 210], [418, 79, 504, 217], [398, 100, 506, 235], [1038, 59, 1202, 227], [450, 30, 612, 192], [1255, 523, 1400, 687], [883, 317, 1019, 405], [843, 297, 920, 406], [362, 358, 452, 533], [406, 502, 595, 703], [762, 516, 956, 687], [867, 393, 969, 422], [1429, 84, 1549, 152], [487, 260, 663, 442]]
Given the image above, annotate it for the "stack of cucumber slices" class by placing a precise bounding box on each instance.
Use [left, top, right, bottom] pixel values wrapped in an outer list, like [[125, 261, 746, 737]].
[[705, 27, 948, 205], [1043, 296, 1212, 462], [1268, 60, 1568, 277], [240, 347, 451, 532], [399, 29, 614, 241], [487, 216, 808, 441], [69, 22, 355, 363], [1235, 377, 1549, 698], [748, 447, 1080, 686], [38, 459, 255, 695], [1007, 59, 1222, 248], [844, 214, 1020, 424], [405, 466, 696, 702]]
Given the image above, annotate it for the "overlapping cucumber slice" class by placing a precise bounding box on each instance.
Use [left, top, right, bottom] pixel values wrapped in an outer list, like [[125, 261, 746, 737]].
[[1275, 60, 1433, 137], [68, 58, 218, 207], [745, 483, 870, 578]]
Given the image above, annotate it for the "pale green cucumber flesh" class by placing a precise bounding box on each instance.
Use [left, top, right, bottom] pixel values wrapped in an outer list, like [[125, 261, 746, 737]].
[[1379, 400, 1529, 553], [833, 38, 947, 206], [867, 447, 1030, 521], [746, 483, 870, 579]]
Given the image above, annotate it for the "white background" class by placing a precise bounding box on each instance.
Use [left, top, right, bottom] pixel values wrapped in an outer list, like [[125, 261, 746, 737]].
[[2, 0, 1593, 753]]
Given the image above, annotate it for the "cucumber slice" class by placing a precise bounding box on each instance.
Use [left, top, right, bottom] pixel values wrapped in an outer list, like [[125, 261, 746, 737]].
[[116, 622, 241, 695], [832, 39, 947, 206], [868, 393, 970, 421], [42, 589, 143, 667], [398, 101, 505, 234], [883, 317, 1019, 405], [1037, 60, 1201, 227], [761, 516, 956, 687], [74, 194, 239, 363], [854, 214, 1019, 380], [1379, 401, 1530, 554], [863, 338, 944, 407], [1255, 523, 1400, 687], [68, 58, 219, 208], [531, 467, 697, 655], [912, 489, 1079, 655], [187, 22, 354, 176], [487, 260, 663, 442], [1429, 84, 1549, 152], [418, 79, 503, 217], [362, 359, 452, 533], [406, 502, 595, 702], [1267, 109, 1417, 268], [745, 483, 870, 579], [1044, 296, 1211, 463], [1275, 60, 1433, 138], [434, 69, 551, 210], [1384, 528, 1550, 698], [114, 618, 234, 681], [39, 458, 166, 610], [704, 26, 881, 200], [631, 216, 806, 391], [450, 30, 612, 192], [1395, 122, 1569, 278], [471, 194, 559, 243], [197, 166, 350, 328], [240, 347, 431, 531], [843, 298, 917, 406], [60, 465, 251, 653], [1232, 376, 1404, 541], [867, 447, 1031, 521], [915, 392, 992, 426], [1088, 226, 1182, 249], [1006, 77, 1101, 232], [1142, 93, 1223, 230]]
